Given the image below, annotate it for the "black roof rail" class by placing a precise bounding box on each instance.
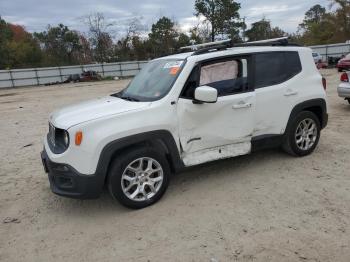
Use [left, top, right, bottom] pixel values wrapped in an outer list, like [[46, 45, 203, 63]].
[[191, 43, 232, 56], [180, 37, 301, 56], [234, 37, 300, 47], [179, 39, 232, 53]]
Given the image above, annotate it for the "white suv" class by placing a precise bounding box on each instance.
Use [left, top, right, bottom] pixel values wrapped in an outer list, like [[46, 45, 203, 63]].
[[41, 38, 328, 209]]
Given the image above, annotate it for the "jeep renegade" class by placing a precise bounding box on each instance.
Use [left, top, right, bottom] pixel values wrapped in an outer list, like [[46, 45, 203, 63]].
[[41, 38, 328, 209]]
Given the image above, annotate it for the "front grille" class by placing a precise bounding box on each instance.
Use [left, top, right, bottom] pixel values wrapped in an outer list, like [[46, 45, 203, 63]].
[[49, 122, 56, 147]]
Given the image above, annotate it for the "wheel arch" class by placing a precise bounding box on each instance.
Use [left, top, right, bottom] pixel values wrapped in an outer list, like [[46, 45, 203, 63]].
[[95, 130, 184, 187], [286, 98, 328, 134]]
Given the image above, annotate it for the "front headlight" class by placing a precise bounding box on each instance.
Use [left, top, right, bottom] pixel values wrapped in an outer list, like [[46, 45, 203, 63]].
[[47, 124, 70, 154], [62, 130, 69, 147]]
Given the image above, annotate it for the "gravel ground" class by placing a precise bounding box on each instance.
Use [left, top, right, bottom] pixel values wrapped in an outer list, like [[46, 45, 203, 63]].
[[0, 69, 350, 262]]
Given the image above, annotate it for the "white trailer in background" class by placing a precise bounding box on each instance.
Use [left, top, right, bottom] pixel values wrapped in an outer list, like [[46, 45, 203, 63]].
[[310, 42, 350, 61]]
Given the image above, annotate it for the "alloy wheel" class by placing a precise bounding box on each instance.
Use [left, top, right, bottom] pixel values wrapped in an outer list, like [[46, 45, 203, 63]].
[[121, 157, 164, 201], [295, 118, 318, 151]]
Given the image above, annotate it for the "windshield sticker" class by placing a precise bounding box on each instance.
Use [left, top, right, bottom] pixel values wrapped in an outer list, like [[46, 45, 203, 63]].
[[163, 61, 183, 69], [169, 67, 180, 75]]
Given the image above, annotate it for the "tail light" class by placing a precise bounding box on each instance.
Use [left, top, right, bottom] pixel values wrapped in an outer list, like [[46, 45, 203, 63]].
[[322, 77, 327, 90], [341, 72, 349, 82]]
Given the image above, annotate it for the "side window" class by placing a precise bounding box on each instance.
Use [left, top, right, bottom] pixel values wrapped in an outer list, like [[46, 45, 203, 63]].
[[200, 58, 248, 97], [254, 52, 302, 89], [181, 57, 249, 99]]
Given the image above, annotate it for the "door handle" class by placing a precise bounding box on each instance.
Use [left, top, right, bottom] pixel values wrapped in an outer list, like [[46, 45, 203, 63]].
[[284, 90, 298, 96], [233, 102, 252, 109]]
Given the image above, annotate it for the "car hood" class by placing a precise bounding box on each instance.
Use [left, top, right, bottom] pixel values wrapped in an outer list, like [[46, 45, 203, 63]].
[[50, 96, 151, 130]]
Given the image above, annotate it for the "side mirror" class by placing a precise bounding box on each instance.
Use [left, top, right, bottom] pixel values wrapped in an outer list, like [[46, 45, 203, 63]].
[[194, 86, 218, 104]]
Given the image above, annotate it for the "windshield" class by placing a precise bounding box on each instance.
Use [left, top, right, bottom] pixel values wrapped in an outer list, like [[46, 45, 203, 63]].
[[115, 59, 185, 102]]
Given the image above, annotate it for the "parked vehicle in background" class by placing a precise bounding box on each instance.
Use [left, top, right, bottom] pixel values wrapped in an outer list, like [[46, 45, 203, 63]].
[[41, 37, 328, 209], [338, 72, 350, 104], [313, 52, 323, 63], [316, 61, 328, 69], [337, 54, 350, 72]]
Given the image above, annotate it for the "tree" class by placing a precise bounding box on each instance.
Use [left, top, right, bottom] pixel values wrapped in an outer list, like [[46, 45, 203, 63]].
[[34, 24, 81, 66], [189, 26, 205, 44], [194, 0, 243, 41], [148, 17, 178, 57], [299, 5, 327, 30], [176, 33, 191, 50], [296, 2, 350, 45], [77, 34, 93, 64], [0, 17, 42, 69], [83, 13, 114, 62], [246, 19, 286, 41], [113, 17, 149, 61], [329, 0, 350, 40]]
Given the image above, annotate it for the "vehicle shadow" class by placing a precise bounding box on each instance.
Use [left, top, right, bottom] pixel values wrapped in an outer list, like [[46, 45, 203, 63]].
[[47, 148, 290, 217], [170, 148, 287, 187]]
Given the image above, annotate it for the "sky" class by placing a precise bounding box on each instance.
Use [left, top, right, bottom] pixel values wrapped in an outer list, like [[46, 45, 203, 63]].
[[1, 0, 331, 36]]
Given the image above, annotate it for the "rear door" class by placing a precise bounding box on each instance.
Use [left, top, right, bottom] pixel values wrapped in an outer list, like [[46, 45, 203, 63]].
[[253, 51, 302, 136]]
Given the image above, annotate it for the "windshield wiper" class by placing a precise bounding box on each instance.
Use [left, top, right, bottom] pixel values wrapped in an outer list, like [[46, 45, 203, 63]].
[[111, 92, 140, 102], [119, 96, 140, 102]]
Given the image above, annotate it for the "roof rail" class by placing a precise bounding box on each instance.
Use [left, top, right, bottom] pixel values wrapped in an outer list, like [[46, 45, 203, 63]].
[[234, 37, 296, 47], [180, 39, 232, 52], [180, 37, 300, 56]]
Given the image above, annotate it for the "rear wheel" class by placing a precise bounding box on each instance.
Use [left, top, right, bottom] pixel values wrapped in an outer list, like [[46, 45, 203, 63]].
[[108, 147, 170, 209], [283, 111, 321, 156]]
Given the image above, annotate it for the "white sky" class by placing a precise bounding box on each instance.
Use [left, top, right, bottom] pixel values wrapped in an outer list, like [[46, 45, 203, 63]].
[[0, 0, 331, 36]]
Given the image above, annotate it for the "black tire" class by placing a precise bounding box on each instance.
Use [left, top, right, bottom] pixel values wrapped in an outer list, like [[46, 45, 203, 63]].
[[347, 98, 350, 104], [108, 147, 170, 209], [338, 68, 343, 72], [282, 111, 321, 157]]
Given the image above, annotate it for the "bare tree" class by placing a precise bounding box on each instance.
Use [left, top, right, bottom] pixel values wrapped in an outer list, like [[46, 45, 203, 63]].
[[82, 12, 114, 62]]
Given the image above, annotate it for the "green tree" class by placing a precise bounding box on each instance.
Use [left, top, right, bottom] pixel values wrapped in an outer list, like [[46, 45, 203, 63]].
[[194, 0, 243, 42], [34, 24, 81, 66], [148, 17, 178, 57], [297, 4, 335, 45], [304, 4, 326, 25], [0, 17, 42, 69], [297, 2, 350, 45], [176, 33, 191, 49], [246, 18, 286, 41], [329, 0, 350, 41]]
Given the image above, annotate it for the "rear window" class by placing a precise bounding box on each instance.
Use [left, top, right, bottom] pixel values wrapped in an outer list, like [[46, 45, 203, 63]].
[[254, 52, 302, 89]]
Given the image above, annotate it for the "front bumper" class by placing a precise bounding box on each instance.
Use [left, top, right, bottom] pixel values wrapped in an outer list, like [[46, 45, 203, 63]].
[[338, 85, 350, 98], [41, 150, 104, 199]]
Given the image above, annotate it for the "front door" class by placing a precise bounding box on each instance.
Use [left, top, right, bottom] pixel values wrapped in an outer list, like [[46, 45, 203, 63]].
[[177, 56, 255, 166]]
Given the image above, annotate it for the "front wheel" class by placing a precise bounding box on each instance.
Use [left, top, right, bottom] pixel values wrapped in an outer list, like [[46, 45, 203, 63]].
[[283, 111, 321, 156], [108, 147, 170, 209]]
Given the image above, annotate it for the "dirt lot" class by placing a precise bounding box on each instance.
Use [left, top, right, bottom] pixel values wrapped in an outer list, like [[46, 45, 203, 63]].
[[0, 69, 350, 262]]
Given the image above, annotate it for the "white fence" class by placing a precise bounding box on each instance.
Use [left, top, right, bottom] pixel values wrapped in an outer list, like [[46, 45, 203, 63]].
[[0, 61, 148, 89], [310, 43, 350, 60]]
